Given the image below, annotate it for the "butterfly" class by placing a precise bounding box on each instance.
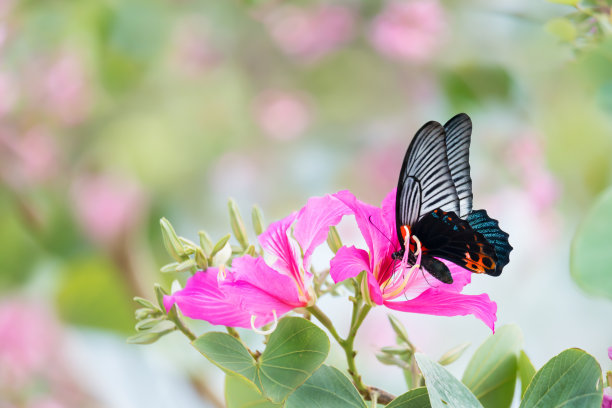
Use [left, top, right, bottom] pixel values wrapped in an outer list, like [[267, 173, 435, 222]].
[[391, 113, 512, 284]]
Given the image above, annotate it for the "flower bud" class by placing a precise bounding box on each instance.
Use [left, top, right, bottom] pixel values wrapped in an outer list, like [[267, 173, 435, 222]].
[[388, 314, 411, 346], [154, 284, 168, 312], [251, 204, 265, 236], [198, 230, 214, 255], [160, 218, 187, 261], [160, 262, 179, 273], [438, 342, 470, 366], [175, 259, 196, 273], [212, 241, 232, 266], [133, 297, 156, 309], [211, 233, 231, 256], [195, 248, 209, 270], [326, 226, 342, 254], [127, 328, 174, 345], [228, 198, 249, 249]]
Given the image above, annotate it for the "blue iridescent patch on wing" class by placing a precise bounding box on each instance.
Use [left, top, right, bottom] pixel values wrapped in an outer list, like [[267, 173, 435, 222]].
[[467, 209, 512, 274]]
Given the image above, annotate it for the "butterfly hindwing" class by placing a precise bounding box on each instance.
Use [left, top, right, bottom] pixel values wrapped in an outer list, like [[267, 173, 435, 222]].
[[466, 209, 512, 276], [395, 121, 459, 249], [413, 209, 498, 276], [444, 113, 473, 218]]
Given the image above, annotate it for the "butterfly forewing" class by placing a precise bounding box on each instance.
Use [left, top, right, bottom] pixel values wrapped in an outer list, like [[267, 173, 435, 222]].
[[395, 121, 459, 249], [444, 113, 473, 218]]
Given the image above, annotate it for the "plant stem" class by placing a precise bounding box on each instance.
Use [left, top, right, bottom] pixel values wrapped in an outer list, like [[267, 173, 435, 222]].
[[342, 304, 371, 394], [307, 305, 343, 345], [168, 306, 197, 341]]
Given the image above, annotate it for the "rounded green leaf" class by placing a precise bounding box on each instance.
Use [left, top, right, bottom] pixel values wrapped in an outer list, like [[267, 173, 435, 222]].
[[386, 387, 431, 408], [258, 317, 330, 403], [520, 349, 602, 408], [462, 324, 523, 408], [192, 332, 257, 383], [285, 365, 366, 408], [518, 351, 536, 398], [193, 317, 330, 404], [225, 375, 282, 408], [571, 187, 612, 300], [415, 353, 483, 408]]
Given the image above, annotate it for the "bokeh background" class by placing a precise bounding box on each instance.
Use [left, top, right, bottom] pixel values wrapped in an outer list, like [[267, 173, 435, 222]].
[[1, 0, 612, 406]]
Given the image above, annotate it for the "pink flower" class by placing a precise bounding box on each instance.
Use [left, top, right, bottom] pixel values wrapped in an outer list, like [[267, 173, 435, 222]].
[[254, 90, 311, 141], [164, 194, 350, 328], [262, 5, 355, 63], [369, 0, 445, 63], [603, 348, 612, 408], [0, 298, 61, 390], [330, 189, 497, 331], [71, 173, 147, 247], [604, 389, 612, 408]]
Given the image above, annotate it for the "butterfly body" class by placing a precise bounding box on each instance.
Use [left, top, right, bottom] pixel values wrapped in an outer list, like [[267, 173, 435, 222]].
[[395, 114, 512, 284]]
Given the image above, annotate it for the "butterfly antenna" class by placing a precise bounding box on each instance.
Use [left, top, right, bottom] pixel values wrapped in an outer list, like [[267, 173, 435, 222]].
[[367, 215, 399, 251]]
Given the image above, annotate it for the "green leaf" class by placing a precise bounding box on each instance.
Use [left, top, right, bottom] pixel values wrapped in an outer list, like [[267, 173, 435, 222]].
[[462, 324, 523, 408], [386, 387, 431, 408], [225, 375, 282, 408], [193, 317, 329, 404], [258, 317, 330, 403], [520, 349, 603, 408], [571, 186, 612, 300], [415, 353, 483, 408], [192, 332, 257, 383], [517, 351, 536, 398], [285, 365, 366, 408]]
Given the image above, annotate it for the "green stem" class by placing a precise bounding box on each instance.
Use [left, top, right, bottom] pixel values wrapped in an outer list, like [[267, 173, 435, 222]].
[[307, 305, 343, 345], [168, 306, 197, 341], [342, 304, 371, 394], [226, 326, 240, 339]]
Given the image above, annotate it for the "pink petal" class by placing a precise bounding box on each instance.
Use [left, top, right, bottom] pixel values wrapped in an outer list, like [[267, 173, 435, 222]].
[[384, 289, 498, 331], [330, 245, 370, 283], [438, 258, 472, 292], [330, 245, 383, 305], [223, 255, 305, 315], [258, 212, 302, 279], [293, 194, 351, 270], [381, 188, 397, 231], [608, 346, 612, 361], [603, 388, 612, 408], [163, 269, 255, 328], [333, 190, 397, 269]]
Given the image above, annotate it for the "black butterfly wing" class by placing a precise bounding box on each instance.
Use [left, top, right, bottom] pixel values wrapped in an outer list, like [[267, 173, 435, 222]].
[[395, 121, 459, 250], [466, 209, 512, 276], [444, 113, 473, 219], [413, 209, 498, 277]]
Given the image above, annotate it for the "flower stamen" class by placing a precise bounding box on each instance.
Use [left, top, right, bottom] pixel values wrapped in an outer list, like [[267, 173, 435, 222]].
[[251, 310, 278, 335]]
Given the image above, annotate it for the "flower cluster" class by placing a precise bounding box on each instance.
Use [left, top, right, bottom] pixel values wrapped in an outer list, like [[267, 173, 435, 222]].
[[164, 188, 497, 331]]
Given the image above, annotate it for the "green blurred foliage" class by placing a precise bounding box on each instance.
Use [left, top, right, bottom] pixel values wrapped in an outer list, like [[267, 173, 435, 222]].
[[56, 256, 134, 333]]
